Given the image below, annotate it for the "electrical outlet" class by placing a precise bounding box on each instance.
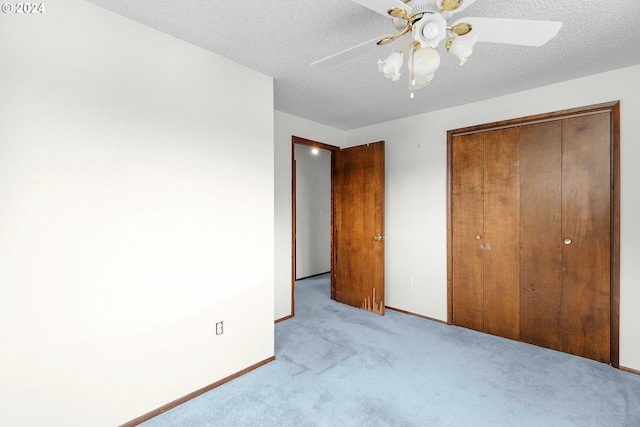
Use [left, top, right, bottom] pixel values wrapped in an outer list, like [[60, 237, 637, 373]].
[[406, 276, 414, 287], [215, 321, 224, 335]]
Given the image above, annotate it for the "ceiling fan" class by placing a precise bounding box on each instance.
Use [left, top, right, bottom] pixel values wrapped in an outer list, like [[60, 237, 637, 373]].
[[312, 0, 562, 97]]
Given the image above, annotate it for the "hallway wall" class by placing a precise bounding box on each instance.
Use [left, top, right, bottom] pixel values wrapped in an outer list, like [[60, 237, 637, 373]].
[[295, 145, 331, 279]]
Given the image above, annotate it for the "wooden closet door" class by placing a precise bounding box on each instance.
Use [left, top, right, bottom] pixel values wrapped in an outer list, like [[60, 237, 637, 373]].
[[519, 122, 563, 351], [451, 133, 484, 331], [483, 128, 520, 340], [449, 102, 619, 365], [561, 113, 611, 363]]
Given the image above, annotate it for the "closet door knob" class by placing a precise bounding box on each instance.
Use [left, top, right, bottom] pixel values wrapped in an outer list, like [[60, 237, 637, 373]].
[[475, 234, 482, 240], [563, 238, 572, 245]]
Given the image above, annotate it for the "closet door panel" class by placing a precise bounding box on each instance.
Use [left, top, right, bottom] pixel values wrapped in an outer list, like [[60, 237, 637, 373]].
[[519, 122, 563, 350], [483, 128, 520, 340], [561, 113, 611, 363], [452, 133, 484, 331]]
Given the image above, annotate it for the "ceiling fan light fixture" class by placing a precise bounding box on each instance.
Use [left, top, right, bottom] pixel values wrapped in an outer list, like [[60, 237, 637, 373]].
[[378, 51, 405, 81], [309, 1, 563, 98], [412, 73, 435, 88], [409, 46, 441, 78], [447, 34, 477, 65], [392, 17, 408, 31], [413, 12, 447, 48]]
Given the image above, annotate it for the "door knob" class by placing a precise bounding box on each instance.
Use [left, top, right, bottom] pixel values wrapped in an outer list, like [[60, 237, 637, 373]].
[[564, 238, 572, 245], [374, 234, 384, 241], [475, 234, 482, 240]]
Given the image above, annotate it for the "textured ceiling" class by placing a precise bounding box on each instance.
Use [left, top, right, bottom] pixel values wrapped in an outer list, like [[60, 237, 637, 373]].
[[85, 0, 640, 130]]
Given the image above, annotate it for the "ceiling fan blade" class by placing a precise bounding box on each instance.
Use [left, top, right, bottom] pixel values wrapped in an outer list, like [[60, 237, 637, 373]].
[[311, 35, 390, 68], [454, 17, 562, 46], [349, 0, 413, 18]]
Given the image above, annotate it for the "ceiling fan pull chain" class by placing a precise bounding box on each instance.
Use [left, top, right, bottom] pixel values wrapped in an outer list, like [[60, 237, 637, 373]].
[[409, 42, 415, 98]]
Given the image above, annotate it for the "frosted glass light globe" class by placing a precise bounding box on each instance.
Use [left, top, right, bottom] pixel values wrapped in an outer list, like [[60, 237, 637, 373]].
[[409, 47, 441, 78], [378, 51, 405, 81], [449, 35, 478, 65]]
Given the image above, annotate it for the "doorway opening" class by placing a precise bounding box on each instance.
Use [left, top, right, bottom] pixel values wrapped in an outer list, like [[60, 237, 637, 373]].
[[291, 136, 339, 317]]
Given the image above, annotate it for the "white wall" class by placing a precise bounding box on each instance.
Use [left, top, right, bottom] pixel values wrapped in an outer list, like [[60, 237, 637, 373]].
[[343, 65, 640, 371], [274, 112, 343, 320], [295, 145, 331, 279], [0, 1, 274, 426]]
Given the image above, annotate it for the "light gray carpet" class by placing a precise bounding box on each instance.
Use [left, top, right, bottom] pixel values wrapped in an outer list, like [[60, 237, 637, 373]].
[[140, 274, 640, 427]]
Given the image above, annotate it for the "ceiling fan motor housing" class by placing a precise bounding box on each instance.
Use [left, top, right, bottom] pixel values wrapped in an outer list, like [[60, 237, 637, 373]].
[[408, 0, 442, 14]]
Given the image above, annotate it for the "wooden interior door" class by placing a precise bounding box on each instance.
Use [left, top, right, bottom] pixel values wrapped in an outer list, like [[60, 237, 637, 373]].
[[333, 142, 385, 315]]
